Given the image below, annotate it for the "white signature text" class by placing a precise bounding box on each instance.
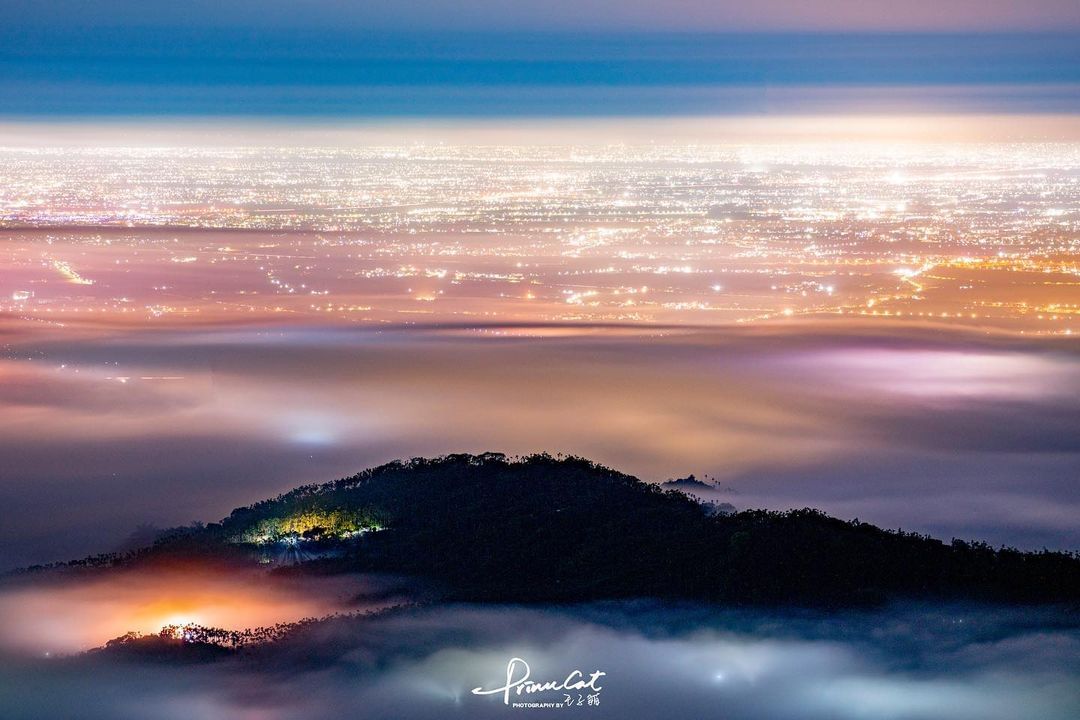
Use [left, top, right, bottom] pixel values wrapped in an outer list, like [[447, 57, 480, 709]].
[[472, 658, 606, 705]]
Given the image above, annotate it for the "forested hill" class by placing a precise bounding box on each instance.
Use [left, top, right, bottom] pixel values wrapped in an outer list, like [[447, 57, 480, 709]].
[[49, 454, 1080, 606]]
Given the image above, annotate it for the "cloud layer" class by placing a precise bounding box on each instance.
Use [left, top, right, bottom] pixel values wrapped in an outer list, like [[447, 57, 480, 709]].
[[1, 601, 1077, 719]]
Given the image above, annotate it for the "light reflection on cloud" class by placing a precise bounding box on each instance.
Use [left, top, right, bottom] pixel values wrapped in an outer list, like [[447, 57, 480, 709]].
[[280, 413, 343, 446], [789, 349, 1068, 399], [0, 566, 380, 654]]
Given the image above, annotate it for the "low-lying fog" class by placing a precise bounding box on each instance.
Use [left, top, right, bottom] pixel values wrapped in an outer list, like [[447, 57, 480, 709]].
[[1, 601, 1076, 720]]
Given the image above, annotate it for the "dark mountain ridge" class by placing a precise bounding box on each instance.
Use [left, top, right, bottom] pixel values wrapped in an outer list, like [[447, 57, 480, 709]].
[[19, 453, 1080, 607]]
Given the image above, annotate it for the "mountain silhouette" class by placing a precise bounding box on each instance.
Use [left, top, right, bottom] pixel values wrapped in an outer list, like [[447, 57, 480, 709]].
[[31, 453, 1080, 607]]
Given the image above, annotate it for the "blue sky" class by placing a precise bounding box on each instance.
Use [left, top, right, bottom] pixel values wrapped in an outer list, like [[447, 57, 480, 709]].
[[5, 0, 1079, 32], [1, 2, 1078, 116]]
